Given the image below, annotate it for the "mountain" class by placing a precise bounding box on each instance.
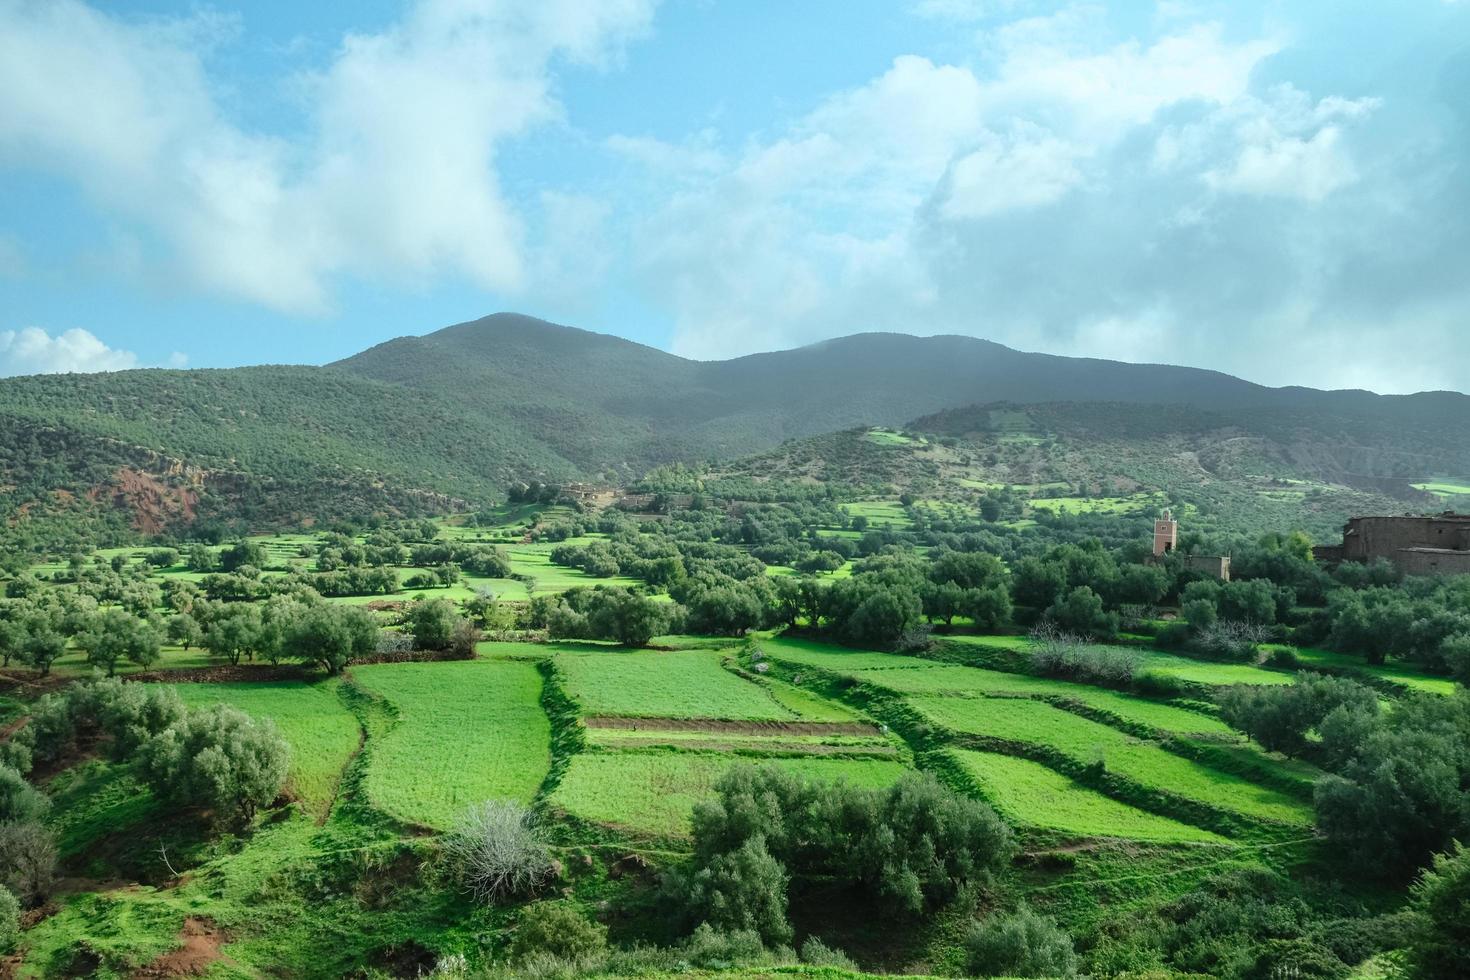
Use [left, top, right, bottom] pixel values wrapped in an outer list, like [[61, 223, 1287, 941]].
[[1, 311, 1467, 547]]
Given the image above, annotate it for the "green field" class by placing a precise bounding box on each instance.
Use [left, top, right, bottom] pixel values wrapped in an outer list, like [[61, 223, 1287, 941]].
[[762, 637, 1234, 735], [171, 680, 361, 819], [1027, 494, 1157, 515], [556, 649, 794, 720], [841, 500, 911, 528], [1284, 645, 1458, 695], [944, 634, 1298, 688], [948, 750, 1228, 845], [351, 660, 551, 829], [550, 752, 908, 836], [911, 697, 1312, 826]]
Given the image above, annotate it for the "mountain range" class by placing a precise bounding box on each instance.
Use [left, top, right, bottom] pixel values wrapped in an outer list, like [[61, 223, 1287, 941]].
[[1, 312, 1466, 545]]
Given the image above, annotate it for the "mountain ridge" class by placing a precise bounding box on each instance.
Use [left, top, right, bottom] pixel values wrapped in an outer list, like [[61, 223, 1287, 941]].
[[1, 310, 1466, 545]]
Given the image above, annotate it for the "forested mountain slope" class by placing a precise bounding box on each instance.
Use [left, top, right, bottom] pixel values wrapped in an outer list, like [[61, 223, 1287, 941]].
[[1, 311, 1467, 546]]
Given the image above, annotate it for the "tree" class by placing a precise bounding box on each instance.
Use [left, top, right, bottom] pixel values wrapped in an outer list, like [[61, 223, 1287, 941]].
[[966, 906, 1078, 978], [82, 608, 161, 676], [204, 604, 262, 666], [680, 835, 792, 945], [167, 612, 204, 651], [408, 598, 461, 651], [1045, 586, 1117, 640], [0, 620, 26, 668], [280, 603, 377, 673], [136, 705, 289, 826], [0, 821, 56, 905], [1405, 842, 1470, 979], [586, 589, 667, 647], [185, 543, 217, 573], [24, 627, 69, 678]]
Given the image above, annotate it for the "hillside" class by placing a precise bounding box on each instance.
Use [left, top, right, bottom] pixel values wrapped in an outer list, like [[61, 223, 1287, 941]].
[[2, 311, 1468, 546]]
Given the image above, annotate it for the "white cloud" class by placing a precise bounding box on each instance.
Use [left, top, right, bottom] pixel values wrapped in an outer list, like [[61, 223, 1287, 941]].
[[0, 327, 140, 376], [0, 0, 654, 313], [941, 127, 1082, 219]]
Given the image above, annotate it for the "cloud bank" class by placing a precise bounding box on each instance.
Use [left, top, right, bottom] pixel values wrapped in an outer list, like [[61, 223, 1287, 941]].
[[0, 327, 140, 377], [0, 0, 654, 314]]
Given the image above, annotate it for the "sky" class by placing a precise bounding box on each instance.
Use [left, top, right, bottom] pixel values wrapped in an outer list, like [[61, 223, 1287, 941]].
[[1, 0, 1467, 393]]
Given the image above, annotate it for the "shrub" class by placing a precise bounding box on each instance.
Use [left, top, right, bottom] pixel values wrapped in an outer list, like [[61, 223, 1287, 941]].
[[679, 835, 792, 945], [510, 903, 608, 964], [0, 886, 16, 954], [1405, 842, 1470, 979], [442, 799, 553, 903], [1031, 624, 1138, 685], [965, 905, 1078, 978], [799, 937, 856, 968], [680, 925, 779, 969], [0, 820, 56, 904], [0, 766, 48, 825], [686, 766, 1013, 924], [135, 705, 290, 825]]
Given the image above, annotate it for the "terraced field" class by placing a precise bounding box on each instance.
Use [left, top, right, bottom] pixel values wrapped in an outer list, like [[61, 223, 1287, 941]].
[[172, 679, 361, 819], [556, 648, 794, 720], [948, 750, 1229, 845], [351, 660, 551, 829], [549, 751, 908, 836], [912, 696, 1311, 826]]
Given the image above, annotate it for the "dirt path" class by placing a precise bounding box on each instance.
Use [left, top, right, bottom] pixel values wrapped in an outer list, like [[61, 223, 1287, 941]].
[[583, 716, 881, 736]]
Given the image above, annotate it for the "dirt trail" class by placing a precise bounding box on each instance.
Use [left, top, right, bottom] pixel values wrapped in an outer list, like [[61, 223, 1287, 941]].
[[583, 716, 881, 736]]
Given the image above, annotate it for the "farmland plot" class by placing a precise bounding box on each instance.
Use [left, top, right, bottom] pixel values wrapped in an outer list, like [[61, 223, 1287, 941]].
[[351, 660, 551, 829], [556, 649, 793, 720], [949, 750, 1228, 845], [912, 697, 1312, 827]]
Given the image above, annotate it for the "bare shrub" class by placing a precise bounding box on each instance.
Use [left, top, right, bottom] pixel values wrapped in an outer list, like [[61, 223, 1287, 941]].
[[1194, 620, 1274, 661], [443, 799, 554, 903], [1030, 623, 1138, 685]]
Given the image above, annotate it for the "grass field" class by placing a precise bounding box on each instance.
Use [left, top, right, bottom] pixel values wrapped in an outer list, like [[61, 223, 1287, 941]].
[[944, 635, 1298, 688], [948, 750, 1229, 845], [864, 428, 923, 447], [556, 649, 794, 720], [841, 500, 911, 528], [761, 637, 1235, 736], [171, 679, 361, 819], [351, 660, 551, 829], [911, 697, 1311, 826], [760, 676, 867, 722], [550, 752, 908, 836], [1027, 494, 1158, 515], [1284, 645, 1458, 696]]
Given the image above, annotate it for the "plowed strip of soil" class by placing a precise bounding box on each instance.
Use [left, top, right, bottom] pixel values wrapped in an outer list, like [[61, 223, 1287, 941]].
[[583, 717, 880, 736], [594, 736, 898, 756]]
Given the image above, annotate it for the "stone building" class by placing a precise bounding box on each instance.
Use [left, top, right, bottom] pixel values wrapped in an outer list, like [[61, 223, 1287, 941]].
[[1314, 513, 1470, 576], [1150, 509, 1230, 580]]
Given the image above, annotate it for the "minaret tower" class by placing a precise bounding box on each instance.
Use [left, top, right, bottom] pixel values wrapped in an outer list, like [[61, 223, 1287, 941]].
[[1153, 509, 1178, 556]]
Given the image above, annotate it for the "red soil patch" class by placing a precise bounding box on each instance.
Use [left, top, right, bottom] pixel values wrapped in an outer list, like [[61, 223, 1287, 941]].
[[133, 917, 233, 978], [582, 717, 881, 736]]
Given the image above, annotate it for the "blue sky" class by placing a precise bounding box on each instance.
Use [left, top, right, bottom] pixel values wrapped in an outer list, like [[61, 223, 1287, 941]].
[[1, 0, 1467, 393]]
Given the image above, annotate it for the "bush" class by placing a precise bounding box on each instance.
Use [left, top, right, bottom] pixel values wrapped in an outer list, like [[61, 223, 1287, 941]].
[[442, 799, 553, 903], [0, 820, 56, 904], [1031, 624, 1138, 685], [0, 766, 48, 824], [510, 903, 608, 964], [965, 905, 1078, 978], [685, 766, 1013, 925], [1405, 842, 1470, 979], [799, 936, 856, 968], [679, 835, 792, 945], [135, 705, 290, 826], [0, 886, 16, 954]]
